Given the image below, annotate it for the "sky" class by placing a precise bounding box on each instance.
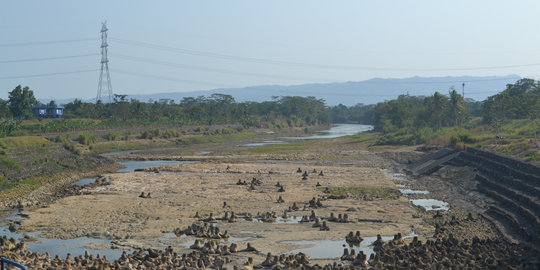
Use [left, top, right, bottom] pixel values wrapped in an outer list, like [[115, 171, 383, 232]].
[[1, 0, 540, 101]]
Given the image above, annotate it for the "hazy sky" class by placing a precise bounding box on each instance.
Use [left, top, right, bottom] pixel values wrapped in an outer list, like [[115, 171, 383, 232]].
[[1, 0, 539, 101]]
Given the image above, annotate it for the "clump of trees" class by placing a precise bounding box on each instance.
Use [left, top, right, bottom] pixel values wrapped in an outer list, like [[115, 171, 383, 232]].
[[483, 79, 539, 124], [62, 94, 331, 128], [482, 78, 540, 146], [329, 103, 375, 124], [373, 89, 466, 132], [0, 85, 38, 119]]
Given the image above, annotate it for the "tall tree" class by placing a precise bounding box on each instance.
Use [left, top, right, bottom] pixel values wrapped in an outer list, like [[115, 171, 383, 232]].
[[8, 85, 38, 119], [0, 98, 10, 118], [448, 88, 466, 127]]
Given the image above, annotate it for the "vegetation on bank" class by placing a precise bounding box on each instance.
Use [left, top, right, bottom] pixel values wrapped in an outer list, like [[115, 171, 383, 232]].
[[0, 78, 538, 163]]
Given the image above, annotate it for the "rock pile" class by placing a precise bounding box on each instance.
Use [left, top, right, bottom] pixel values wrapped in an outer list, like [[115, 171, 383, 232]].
[[174, 222, 229, 239]]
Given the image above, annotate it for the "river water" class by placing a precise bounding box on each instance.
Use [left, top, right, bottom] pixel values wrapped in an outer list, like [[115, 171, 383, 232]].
[[242, 124, 373, 147], [283, 124, 373, 140]]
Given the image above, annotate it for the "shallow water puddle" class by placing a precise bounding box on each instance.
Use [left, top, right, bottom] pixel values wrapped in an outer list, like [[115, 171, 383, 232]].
[[0, 216, 131, 261], [283, 231, 417, 259], [387, 172, 408, 181], [71, 178, 97, 186], [116, 160, 192, 173], [411, 199, 449, 211], [71, 160, 193, 185], [399, 189, 430, 195], [242, 140, 287, 147]]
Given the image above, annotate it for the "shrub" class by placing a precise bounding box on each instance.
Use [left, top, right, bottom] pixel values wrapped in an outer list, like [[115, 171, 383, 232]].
[[525, 151, 539, 162], [449, 131, 476, 148], [104, 131, 120, 141], [161, 129, 180, 138], [54, 133, 71, 143], [77, 133, 98, 145], [140, 128, 160, 139], [63, 142, 81, 155], [123, 131, 132, 141]]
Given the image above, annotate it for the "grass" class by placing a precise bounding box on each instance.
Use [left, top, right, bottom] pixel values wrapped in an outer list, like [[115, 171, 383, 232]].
[[90, 140, 174, 154], [90, 131, 257, 154], [0, 136, 50, 149], [177, 132, 257, 145], [0, 156, 22, 171], [322, 186, 399, 200]]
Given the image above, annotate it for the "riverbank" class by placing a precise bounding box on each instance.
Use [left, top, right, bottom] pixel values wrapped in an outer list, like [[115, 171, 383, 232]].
[[0, 125, 328, 210], [5, 123, 538, 268]]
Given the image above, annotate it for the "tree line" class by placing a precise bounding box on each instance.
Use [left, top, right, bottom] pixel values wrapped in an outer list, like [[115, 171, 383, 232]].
[[2, 78, 538, 138], [0, 86, 332, 130]]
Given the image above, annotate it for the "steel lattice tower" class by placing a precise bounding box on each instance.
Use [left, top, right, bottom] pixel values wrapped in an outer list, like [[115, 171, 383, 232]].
[[97, 21, 113, 103]]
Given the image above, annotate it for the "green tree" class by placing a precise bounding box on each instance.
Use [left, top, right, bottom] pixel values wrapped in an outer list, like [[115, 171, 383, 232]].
[[448, 88, 466, 127], [0, 99, 10, 119], [8, 85, 38, 119]]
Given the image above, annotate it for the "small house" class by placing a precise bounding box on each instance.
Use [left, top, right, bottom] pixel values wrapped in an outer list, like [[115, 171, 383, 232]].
[[32, 106, 64, 119]]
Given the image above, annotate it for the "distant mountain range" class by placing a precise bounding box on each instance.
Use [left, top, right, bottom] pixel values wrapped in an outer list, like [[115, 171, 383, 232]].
[[47, 75, 520, 106]]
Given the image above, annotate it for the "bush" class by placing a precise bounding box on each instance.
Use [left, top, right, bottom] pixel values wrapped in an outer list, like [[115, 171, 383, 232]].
[[77, 133, 98, 145], [449, 131, 477, 148], [123, 131, 132, 141], [104, 131, 120, 141], [161, 129, 180, 139], [525, 151, 539, 162], [140, 128, 160, 139], [63, 142, 81, 155], [54, 133, 71, 143]]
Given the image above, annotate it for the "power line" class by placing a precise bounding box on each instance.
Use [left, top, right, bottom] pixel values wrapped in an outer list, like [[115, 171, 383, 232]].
[[109, 37, 540, 72], [0, 53, 99, 64], [0, 37, 98, 47], [110, 53, 338, 82], [111, 69, 235, 88], [0, 69, 98, 80]]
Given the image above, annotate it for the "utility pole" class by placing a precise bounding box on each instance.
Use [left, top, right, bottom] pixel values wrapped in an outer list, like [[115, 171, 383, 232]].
[[462, 82, 465, 98], [97, 21, 113, 103]]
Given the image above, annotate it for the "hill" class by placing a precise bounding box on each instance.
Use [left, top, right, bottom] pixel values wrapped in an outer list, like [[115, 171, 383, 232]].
[[48, 75, 520, 106]]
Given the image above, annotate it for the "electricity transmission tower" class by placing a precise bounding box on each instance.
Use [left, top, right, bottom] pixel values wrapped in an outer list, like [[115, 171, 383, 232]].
[[97, 21, 113, 103]]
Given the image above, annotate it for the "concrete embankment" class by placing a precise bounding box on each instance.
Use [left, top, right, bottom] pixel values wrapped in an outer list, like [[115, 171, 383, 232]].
[[452, 147, 540, 247], [409, 146, 540, 247]]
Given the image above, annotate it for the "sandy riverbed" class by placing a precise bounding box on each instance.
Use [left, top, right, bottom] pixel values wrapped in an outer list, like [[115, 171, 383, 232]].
[[19, 151, 430, 263]]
